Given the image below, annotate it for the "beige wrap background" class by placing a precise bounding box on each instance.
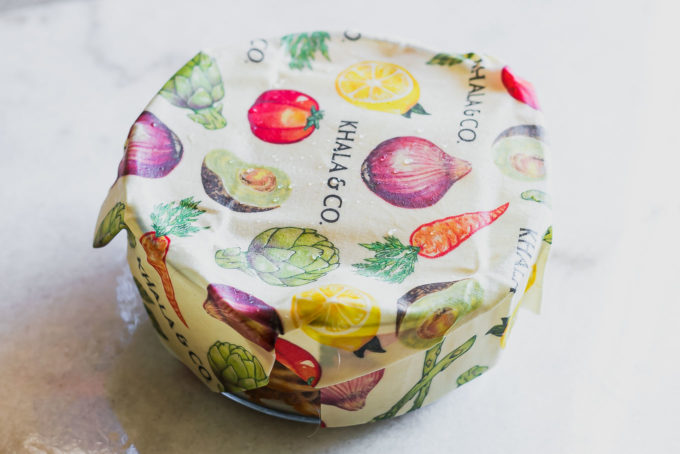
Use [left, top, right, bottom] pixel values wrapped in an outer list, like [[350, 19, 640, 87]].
[[95, 33, 551, 427]]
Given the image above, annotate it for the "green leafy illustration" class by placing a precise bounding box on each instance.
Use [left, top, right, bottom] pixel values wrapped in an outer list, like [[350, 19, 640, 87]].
[[159, 52, 226, 129], [427, 52, 481, 66], [372, 335, 476, 421], [304, 106, 324, 130], [521, 189, 551, 206], [353, 336, 386, 358], [486, 317, 509, 337], [456, 365, 488, 386], [402, 103, 430, 118], [353, 235, 420, 284], [150, 197, 207, 238], [281, 31, 331, 70], [93, 202, 135, 248], [543, 226, 553, 244]]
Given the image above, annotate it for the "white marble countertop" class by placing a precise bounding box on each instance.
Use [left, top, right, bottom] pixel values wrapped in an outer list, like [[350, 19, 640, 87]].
[[1, 0, 678, 452]]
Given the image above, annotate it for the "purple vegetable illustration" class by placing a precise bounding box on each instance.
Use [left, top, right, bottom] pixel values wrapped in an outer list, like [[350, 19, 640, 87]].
[[320, 369, 384, 411], [361, 137, 471, 209], [203, 284, 283, 351], [117, 111, 183, 179]]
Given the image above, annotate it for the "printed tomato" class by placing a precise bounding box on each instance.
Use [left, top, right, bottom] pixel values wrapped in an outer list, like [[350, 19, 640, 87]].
[[247, 90, 323, 144], [274, 338, 321, 386], [501, 66, 540, 110]]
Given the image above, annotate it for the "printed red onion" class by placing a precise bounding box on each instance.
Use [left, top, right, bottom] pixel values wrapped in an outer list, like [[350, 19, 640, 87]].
[[117, 111, 183, 179], [320, 369, 384, 411], [361, 137, 471, 208]]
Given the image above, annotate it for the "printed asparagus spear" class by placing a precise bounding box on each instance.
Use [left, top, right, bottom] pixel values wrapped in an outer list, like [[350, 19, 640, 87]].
[[372, 335, 476, 421]]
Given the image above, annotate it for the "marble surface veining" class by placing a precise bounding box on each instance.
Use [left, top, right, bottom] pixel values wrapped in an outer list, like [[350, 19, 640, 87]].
[[1, 0, 678, 453]]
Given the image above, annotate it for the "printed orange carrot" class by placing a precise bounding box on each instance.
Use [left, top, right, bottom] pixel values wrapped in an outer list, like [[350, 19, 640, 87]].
[[353, 203, 509, 283], [141, 197, 206, 328]]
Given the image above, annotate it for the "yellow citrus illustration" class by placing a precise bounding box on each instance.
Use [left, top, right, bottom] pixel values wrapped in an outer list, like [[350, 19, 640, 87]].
[[291, 284, 380, 351], [335, 61, 425, 116], [525, 263, 538, 292]]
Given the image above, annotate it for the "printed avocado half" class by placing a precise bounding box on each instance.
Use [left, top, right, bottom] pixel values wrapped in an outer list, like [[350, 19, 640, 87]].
[[396, 279, 483, 349], [202, 149, 291, 212], [492, 124, 547, 181]]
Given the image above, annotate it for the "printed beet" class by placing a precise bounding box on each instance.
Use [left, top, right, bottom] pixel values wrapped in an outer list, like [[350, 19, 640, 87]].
[[361, 137, 471, 208], [247, 90, 323, 144], [117, 111, 183, 179], [204, 284, 283, 351]]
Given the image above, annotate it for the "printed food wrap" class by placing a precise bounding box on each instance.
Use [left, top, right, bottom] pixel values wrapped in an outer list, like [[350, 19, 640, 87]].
[[94, 32, 552, 428]]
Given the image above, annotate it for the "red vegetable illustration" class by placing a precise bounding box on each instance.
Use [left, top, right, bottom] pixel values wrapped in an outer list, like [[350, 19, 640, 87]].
[[141, 197, 206, 328], [275, 338, 322, 386], [247, 90, 323, 144], [361, 137, 471, 208], [117, 111, 183, 179], [320, 369, 384, 411], [354, 203, 509, 283], [204, 284, 283, 351], [501, 66, 540, 110]]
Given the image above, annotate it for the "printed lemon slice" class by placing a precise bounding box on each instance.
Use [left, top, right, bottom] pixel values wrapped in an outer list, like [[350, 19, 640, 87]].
[[335, 61, 429, 117], [292, 284, 380, 351]]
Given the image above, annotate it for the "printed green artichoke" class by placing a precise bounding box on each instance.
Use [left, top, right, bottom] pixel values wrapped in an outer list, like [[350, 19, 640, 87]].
[[159, 52, 226, 130], [215, 227, 339, 287], [207, 341, 268, 392], [93, 202, 135, 248]]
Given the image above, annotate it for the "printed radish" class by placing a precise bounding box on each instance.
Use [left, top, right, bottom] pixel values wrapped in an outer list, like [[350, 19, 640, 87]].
[[275, 338, 322, 386], [361, 137, 471, 208], [141, 197, 206, 328], [117, 111, 183, 179], [247, 90, 323, 144], [354, 203, 509, 283], [501, 67, 540, 110]]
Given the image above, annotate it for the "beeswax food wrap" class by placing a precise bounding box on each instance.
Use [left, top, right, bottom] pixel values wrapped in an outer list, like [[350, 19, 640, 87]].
[[94, 32, 552, 427]]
